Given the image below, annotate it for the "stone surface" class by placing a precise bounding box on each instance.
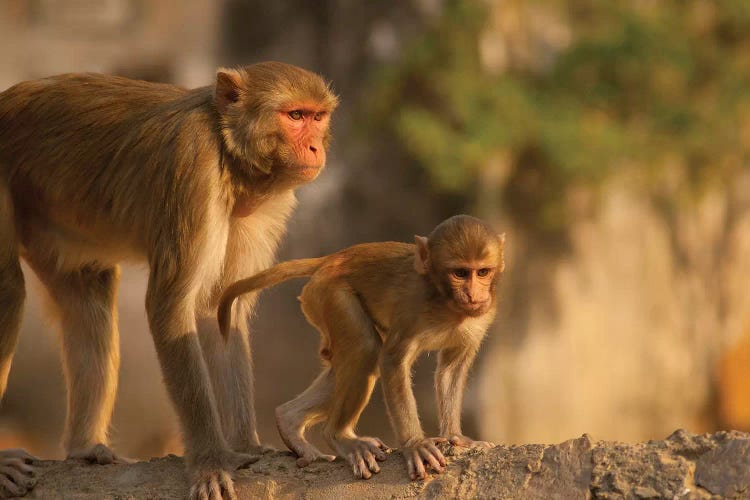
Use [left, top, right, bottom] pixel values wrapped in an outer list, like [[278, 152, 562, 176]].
[[695, 437, 750, 498], [19, 430, 750, 499]]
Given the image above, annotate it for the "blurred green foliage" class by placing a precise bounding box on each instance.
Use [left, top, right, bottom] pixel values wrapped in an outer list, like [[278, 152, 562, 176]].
[[370, 0, 750, 230]]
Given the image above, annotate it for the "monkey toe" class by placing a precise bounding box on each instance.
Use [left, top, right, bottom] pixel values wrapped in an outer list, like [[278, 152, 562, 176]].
[[0, 449, 36, 465], [359, 437, 389, 461], [68, 444, 132, 465], [0, 449, 37, 498], [0, 475, 25, 498], [349, 449, 381, 479], [296, 452, 336, 468], [189, 468, 237, 500], [354, 462, 372, 480], [228, 451, 260, 470], [241, 444, 276, 455], [0, 462, 36, 498], [448, 435, 494, 449]]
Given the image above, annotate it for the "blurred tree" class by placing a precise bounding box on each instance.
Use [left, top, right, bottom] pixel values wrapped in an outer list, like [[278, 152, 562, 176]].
[[369, 0, 750, 237]]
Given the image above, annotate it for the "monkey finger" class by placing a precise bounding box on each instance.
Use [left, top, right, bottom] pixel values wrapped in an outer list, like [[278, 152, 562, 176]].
[[363, 443, 387, 462], [406, 457, 417, 480], [411, 452, 427, 480], [365, 436, 390, 451], [349, 453, 370, 479], [418, 448, 444, 474], [426, 444, 447, 467], [363, 451, 380, 474], [373, 439, 390, 457]]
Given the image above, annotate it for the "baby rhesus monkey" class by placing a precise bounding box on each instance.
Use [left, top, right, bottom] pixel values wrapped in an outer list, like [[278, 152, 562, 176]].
[[218, 215, 504, 481]]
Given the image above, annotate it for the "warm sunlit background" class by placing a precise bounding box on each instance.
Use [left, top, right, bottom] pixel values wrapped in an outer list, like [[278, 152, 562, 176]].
[[1, 0, 750, 460]]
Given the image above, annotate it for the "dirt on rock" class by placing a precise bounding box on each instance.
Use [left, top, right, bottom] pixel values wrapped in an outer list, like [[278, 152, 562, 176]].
[[23, 430, 750, 499]]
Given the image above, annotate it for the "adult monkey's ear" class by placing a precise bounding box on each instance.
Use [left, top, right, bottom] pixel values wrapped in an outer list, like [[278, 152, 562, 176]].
[[215, 68, 243, 113], [413, 235, 430, 275]]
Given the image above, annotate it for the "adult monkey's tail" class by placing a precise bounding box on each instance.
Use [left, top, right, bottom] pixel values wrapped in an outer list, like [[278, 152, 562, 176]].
[[217, 257, 326, 340]]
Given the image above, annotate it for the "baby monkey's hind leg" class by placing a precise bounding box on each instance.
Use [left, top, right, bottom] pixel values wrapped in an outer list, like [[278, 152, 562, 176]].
[[317, 288, 389, 480], [275, 369, 336, 467]]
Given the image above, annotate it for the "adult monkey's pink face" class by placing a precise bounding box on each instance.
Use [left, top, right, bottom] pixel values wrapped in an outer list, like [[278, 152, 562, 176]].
[[277, 103, 332, 181], [214, 61, 338, 186]]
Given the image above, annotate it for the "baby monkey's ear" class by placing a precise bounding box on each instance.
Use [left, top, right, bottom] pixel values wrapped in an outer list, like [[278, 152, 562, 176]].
[[498, 232, 506, 272], [413, 235, 430, 275]]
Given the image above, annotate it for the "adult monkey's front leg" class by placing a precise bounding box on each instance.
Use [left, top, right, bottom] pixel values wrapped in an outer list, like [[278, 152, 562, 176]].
[[197, 296, 263, 454], [146, 258, 258, 500], [380, 340, 447, 481]]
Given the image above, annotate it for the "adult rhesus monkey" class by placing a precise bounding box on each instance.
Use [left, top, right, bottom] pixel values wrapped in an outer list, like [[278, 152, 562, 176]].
[[0, 61, 337, 499], [218, 215, 503, 481]]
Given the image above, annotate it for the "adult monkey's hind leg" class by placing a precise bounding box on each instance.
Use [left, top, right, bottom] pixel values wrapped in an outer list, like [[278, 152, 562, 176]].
[[27, 257, 129, 465], [146, 238, 258, 500], [197, 296, 265, 454], [0, 184, 36, 498]]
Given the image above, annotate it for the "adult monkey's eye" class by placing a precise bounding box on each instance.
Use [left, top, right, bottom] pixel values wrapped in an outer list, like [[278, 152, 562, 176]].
[[477, 268, 491, 277], [314, 112, 324, 121], [453, 269, 469, 279], [288, 110, 303, 120]]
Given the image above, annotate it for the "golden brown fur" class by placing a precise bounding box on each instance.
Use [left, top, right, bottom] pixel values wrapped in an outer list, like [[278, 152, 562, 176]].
[[0, 62, 337, 500], [218, 215, 505, 481]]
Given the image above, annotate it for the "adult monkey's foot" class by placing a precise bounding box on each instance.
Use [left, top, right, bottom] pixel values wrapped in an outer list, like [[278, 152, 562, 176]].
[[67, 443, 133, 465], [0, 448, 36, 498], [188, 449, 259, 500]]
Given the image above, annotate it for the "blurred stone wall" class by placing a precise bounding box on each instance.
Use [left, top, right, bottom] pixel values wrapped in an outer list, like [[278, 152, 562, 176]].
[[480, 173, 750, 444]]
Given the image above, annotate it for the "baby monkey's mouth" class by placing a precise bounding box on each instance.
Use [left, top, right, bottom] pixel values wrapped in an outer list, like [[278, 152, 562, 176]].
[[451, 300, 489, 317]]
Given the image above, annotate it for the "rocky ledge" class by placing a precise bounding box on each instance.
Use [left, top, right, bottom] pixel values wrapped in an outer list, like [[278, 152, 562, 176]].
[[23, 430, 750, 499]]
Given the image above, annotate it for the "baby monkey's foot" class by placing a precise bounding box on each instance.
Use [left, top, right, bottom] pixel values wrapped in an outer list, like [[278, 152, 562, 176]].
[[447, 435, 494, 449], [335, 436, 390, 479], [295, 447, 336, 468], [67, 444, 133, 465]]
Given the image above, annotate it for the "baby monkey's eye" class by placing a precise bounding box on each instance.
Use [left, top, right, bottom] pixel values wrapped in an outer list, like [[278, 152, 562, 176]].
[[314, 111, 325, 121], [477, 268, 491, 277], [453, 269, 470, 279], [288, 110, 303, 120]]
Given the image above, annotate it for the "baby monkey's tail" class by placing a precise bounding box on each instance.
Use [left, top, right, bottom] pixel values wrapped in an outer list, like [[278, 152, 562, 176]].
[[217, 257, 326, 340]]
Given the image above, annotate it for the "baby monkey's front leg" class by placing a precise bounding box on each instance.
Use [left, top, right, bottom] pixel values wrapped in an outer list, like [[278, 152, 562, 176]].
[[380, 344, 448, 480], [436, 345, 495, 450]]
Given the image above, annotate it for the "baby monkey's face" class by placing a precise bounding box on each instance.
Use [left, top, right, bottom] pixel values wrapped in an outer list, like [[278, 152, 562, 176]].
[[442, 261, 499, 317], [414, 215, 506, 318]]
